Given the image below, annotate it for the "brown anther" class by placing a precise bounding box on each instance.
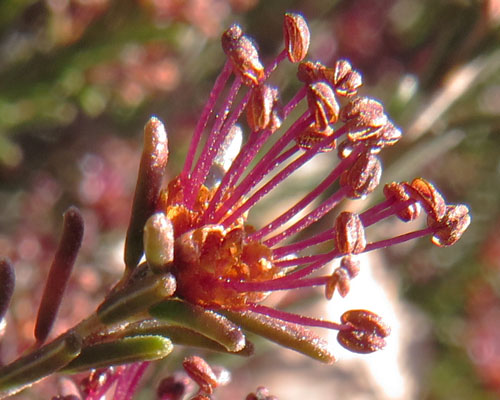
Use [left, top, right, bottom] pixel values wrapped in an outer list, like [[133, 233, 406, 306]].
[[340, 97, 388, 141], [325, 256, 359, 299], [283, 13, 310, 63], [325, 267, 350, 299], [340, 255, 360, 278], [306, 82, 339, 132], [295, 123, 336, 152], [190, 395, 211, 400], [183, 356, 218, 395], [297, 61, 324, 83], [157, 374, 190, 400], [367, 121, 402, 149], [327, 59, 363, 97], [405, 178, 446, 222], [222, 24, 264, 86], [334, 211, 366, 254], [246, 386, 278, 400], [247, 85, 279, 132], [337, 70, 363, 97], [336, 139, 356, 159], [429, 204, 471, 247], [340, 152, 382, 199], [269, 110, 282, 133], [337, 309, 390, 354], [384, 182, 421, 222]]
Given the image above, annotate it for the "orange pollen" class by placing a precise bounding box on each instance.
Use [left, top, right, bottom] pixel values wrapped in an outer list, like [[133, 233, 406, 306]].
[[161, 176, 281, 308]]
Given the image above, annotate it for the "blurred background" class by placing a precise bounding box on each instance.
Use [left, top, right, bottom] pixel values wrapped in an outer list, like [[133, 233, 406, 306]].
[[0, 0, 499, 399]]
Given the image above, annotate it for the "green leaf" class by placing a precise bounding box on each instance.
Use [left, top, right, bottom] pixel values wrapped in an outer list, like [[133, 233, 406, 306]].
[[149, 299, 246, 352], [123, 319, 254, 356], [61, 335, 173, 373], [224, 310, 336, 364], [0, 332, 82, 398], [97, 272, 176, 325]]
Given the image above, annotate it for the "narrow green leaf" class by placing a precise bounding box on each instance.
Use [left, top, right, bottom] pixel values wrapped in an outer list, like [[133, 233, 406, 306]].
[[0, 332, 82, 398], [149, 299, 245, 352], [223, 310, 336, 364], [61, 335, 173, 373], [97, 272, 176, 325], [124, 319, 254, 356], [35, 206, 84, 343]]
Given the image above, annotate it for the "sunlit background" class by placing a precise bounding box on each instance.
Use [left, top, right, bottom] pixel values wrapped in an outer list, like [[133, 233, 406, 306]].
[[0, 1, 499, 399]]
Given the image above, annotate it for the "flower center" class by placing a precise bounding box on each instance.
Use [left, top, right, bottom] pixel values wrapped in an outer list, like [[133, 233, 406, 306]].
[[162, 175, 281, 308]]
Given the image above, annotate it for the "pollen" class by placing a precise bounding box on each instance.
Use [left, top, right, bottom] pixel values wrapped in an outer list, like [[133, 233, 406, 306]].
[[161, 176, 280, 308], [172, 224, 279, 308]]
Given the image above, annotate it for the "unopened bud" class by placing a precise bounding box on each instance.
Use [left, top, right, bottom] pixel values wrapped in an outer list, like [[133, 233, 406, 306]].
[[335, 212, 366, 254], [283, 13, 310, 63], [144, 212, 175, 274]]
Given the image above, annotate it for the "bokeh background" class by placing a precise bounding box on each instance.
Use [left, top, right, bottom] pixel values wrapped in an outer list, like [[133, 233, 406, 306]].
[[0, 0, 499, 399]]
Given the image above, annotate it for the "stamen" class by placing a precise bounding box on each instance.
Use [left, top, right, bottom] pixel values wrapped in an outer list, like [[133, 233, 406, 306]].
[[220, 121, 355, 228], [263, 188, 347, 247], [264, 49, 288, 78], [272, 229, 334, 258], [202, 88, 307, 224], [224, 274, 328, 293], [185, 76, 243, 207], [245, 304, 346, 331], [250, 145, 363, 242], [182, 60, 232, 180], [209, 112, 313, 223]]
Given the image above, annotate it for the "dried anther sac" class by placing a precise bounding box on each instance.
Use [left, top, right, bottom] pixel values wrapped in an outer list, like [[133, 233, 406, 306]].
[[283, 13, 310, 63], [337, 310, 390, 354]]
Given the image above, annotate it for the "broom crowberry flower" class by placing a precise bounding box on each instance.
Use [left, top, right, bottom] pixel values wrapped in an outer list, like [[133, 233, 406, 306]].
[[0, 12, 470, 400]]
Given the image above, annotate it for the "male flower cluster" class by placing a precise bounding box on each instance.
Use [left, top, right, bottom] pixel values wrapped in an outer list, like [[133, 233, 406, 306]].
[[132, 12, 470, 355]]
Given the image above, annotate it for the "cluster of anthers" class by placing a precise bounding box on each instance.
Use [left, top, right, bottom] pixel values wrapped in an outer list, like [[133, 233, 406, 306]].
[[0, 12, 470, 400]]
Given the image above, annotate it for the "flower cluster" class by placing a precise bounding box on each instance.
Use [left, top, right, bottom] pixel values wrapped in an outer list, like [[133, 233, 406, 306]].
[[133, 12, 470, 350], [0, 12, 470, 400]]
